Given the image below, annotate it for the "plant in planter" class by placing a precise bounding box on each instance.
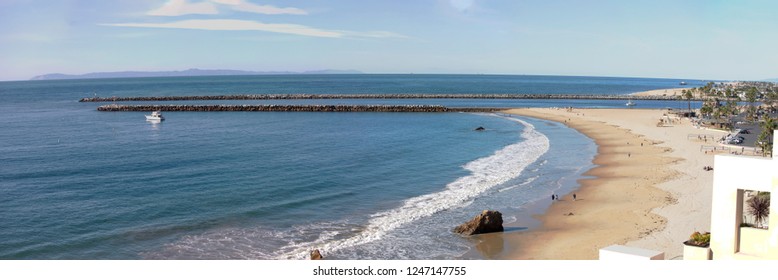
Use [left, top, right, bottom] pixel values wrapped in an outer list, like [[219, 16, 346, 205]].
[[747, 192, 770, 229], [684, 231, 710, 247], [683, 231, 712, 260]]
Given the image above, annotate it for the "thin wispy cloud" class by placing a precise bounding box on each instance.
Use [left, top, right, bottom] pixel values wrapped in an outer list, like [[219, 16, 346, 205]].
[[147, 0, 308, 16], [341, 30, 409, 39], [212, 0, 308, 15], [105, 19, 342, 38], [147, 0, 218, 16], [112, 1, 404, 39]]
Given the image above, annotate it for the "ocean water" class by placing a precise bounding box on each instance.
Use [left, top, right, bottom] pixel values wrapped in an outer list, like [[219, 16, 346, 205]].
[[0, 74, 687, 259]]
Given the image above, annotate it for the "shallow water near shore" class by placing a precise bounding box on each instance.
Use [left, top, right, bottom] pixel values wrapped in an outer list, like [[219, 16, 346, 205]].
[[461, 116, 597, 260]]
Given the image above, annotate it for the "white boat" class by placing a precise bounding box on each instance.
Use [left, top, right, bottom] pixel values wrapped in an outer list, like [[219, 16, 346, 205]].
[[626, 99, 636, 107], [679, 81, 687, 85], [145, 111, 165, 121]]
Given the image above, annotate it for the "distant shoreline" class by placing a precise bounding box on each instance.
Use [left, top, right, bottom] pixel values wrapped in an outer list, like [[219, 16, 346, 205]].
[[80, 94, 697, 102], [30, 69, 364, 81], [27, 70, 714, 82], [629, 87, 695, 98]]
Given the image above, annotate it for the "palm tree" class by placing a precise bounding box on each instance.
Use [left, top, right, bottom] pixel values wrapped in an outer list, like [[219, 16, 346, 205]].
[[702, 82, 715, 97], [700, 102, 713, 118], [727, 100, 738, 115], [766, 89, 778, 107], [747, 192, 770, 228], [757, 117, 776, 157], [717, 100, 738, 130], [684, 89, 693, 112], [746, 87, 758, 121]]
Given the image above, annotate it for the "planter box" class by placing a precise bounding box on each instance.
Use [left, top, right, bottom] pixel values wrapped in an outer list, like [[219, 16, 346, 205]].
[[683, 242, 712, 260], [739, 226, 770, 256]]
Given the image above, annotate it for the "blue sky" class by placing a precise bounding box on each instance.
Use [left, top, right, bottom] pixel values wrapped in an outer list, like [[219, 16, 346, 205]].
[[1, 0, 777, 81]]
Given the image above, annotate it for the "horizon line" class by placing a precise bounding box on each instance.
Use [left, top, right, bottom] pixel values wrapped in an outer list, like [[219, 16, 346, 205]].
[[4, 69, 760, 83]]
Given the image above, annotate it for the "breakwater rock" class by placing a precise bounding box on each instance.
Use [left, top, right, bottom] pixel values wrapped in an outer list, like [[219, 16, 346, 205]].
[[80, 94, 695, 102], [310, 249, 323, 260], [96, 104, 500, 113], [454, 210, 504, 235]]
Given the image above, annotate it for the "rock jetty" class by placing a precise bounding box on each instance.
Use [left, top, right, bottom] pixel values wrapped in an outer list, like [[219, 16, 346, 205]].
[[454, 210, 504, 235], [310, 249, 323, 260], [96, 104, 500, 113], [79, 94, 694, 102]]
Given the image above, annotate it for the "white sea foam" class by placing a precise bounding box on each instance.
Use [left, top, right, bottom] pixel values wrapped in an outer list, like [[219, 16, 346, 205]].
[[498, 175, 539, 192], [144, 221, 357, 259], [274, 115, 550, 259], [521, 175, 539, 186]]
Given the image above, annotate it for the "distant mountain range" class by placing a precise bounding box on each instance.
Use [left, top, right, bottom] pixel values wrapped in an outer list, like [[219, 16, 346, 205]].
[[30, 68, 363, 80]]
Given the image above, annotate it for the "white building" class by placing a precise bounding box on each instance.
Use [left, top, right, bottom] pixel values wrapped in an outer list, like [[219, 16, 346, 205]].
[[704, 131, 778, 260]]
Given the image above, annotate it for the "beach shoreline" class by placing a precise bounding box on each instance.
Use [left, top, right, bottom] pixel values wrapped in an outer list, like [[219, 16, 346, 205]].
[[629, 87, 704, 98], [473, 108, 724, 260]]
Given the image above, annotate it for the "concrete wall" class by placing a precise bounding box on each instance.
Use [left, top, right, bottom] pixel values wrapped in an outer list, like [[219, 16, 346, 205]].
[[683, 244, 712, 260], [708, 131, 778, 260], [599, 245, 664, 260]]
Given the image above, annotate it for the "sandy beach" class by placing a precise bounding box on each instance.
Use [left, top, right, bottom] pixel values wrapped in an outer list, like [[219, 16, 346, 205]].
[[486, 108, 728, 260], [630, 87, 702, 98]]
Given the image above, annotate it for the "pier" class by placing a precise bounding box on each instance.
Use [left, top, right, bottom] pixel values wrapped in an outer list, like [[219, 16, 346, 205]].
[[97, 104, 501, 113], [80, 94, 700, 102]]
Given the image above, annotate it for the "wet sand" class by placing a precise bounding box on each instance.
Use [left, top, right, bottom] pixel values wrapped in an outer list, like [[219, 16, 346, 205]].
[[474, 108, 723, 259]]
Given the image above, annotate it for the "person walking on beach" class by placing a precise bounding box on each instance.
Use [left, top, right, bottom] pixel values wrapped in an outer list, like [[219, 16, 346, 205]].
[[551, 194, 555, 201], [573, 193, 577, 201]]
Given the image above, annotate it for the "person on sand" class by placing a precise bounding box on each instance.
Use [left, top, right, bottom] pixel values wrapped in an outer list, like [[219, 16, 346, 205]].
[[573, 193, 577, 201], [551, 194, 555, 201]]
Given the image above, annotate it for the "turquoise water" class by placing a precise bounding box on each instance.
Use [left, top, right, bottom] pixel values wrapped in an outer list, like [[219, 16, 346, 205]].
[[1, 74, 684, 259]]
